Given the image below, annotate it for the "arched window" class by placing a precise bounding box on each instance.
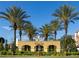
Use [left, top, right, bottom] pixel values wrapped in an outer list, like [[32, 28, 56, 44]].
[[35, 45, 44, 52], [22, 45, 31, 51], [48, 45, 56, 52]]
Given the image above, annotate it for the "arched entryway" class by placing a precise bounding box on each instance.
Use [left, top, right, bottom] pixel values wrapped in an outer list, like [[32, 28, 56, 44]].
[[35, 45, 44, 52], [48, 45, 56, 52], [22, 45, 31, 51]]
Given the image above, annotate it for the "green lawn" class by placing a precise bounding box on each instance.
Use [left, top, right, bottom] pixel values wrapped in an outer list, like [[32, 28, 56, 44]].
[[0, 55, 79, 58]]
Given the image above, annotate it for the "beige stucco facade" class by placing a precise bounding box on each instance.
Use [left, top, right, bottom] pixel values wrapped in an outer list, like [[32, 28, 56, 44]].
[[16, 40, 61, 52]]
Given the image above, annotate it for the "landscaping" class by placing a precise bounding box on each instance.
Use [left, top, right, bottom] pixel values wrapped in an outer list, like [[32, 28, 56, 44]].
[[0, 51, 79, 58], [0, 1, 79, 58]]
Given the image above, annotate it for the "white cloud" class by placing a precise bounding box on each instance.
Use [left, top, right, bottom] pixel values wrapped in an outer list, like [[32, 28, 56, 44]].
[[1, 26, 12, 31]]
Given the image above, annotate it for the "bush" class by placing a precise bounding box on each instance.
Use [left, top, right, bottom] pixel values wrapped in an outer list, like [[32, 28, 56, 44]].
[[55, 52, 63, 56], [0, 50, 13, 55], [0, 50, 7, 55], [24, 51, 33, 55], [7, 50, 13, 55], [15, 51, 34, 56], [66, 52, 79, 56], [38, 52, 46, 56], [32, 51, 47, 56]]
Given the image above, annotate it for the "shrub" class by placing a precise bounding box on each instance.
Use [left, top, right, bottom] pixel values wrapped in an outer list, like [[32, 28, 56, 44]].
[[0, 50, 7, 55], [66, 52, 79, 56], [16, 51, 33, 56], [23, 51, 33, 55]]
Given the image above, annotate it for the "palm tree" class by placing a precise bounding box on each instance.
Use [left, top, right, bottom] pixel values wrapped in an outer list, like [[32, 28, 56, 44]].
[[0, 37, 5, 51], [53, 5, 79, 52], [0, 37, 5, 43], [24, 23, 37, 41], [17, 20, 30, 41], [40, 24, 50, 41], [50, 19, 63, 40], [0, 6, 29, 54], [5, 40, 9, 51], [17, 20, 23, 41]]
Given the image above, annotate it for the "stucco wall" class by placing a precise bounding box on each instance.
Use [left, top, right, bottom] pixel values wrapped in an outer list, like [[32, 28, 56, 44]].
[[16, 41, 61, 52]]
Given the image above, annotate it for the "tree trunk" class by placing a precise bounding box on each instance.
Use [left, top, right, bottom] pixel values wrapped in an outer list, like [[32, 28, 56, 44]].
[[64, 22, 68, 54], [44, 34, 48, 41], [29, 34, 33, 41], [19, 29, 22, 41], [13, 23, 17, 55], [0, 41, 3, 51], [54, 31, 57, 40]]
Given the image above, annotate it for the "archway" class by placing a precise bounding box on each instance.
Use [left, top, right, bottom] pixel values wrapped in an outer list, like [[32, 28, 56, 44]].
[[35, 45, 44, 52], [22, 45, 31, 51], [48, 45, 56, 52]]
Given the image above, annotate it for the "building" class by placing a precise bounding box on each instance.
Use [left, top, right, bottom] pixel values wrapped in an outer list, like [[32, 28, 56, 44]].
[[74, 31, 79, 51], [74, 32, 79, 46], [16, 40, 61, 52]]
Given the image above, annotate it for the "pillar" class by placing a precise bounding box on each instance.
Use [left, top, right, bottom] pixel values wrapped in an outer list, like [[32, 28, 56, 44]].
[[18, 46, 22, 51], [56, 48, 60, 52], [56, 45, 61, 52], [31, 46, 35, 52], [44, 46, 48, 52]]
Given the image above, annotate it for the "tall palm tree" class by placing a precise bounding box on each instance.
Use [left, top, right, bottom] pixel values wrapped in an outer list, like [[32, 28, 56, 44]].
[[17, 20, 24, 41], [0, 6, 29, 54], [53, 5, 79, 52], [24, 23, 37, 41], [40, 24, 50, 41], [17, 20, 30, 41], [50, 19, 63, 40]]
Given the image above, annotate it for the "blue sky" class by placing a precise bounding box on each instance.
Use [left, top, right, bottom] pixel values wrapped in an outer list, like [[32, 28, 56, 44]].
[[0, 1, 79, 43]]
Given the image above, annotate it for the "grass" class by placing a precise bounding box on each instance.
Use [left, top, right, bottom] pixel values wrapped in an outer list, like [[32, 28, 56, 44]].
[[0, 55, 79, 58]]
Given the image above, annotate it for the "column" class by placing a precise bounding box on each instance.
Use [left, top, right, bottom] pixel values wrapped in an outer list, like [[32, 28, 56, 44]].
[[44, 46, 48, 52], [31, 46, 35, 52], [56, 45, 61, 52], [18, 46, 22, 51]]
